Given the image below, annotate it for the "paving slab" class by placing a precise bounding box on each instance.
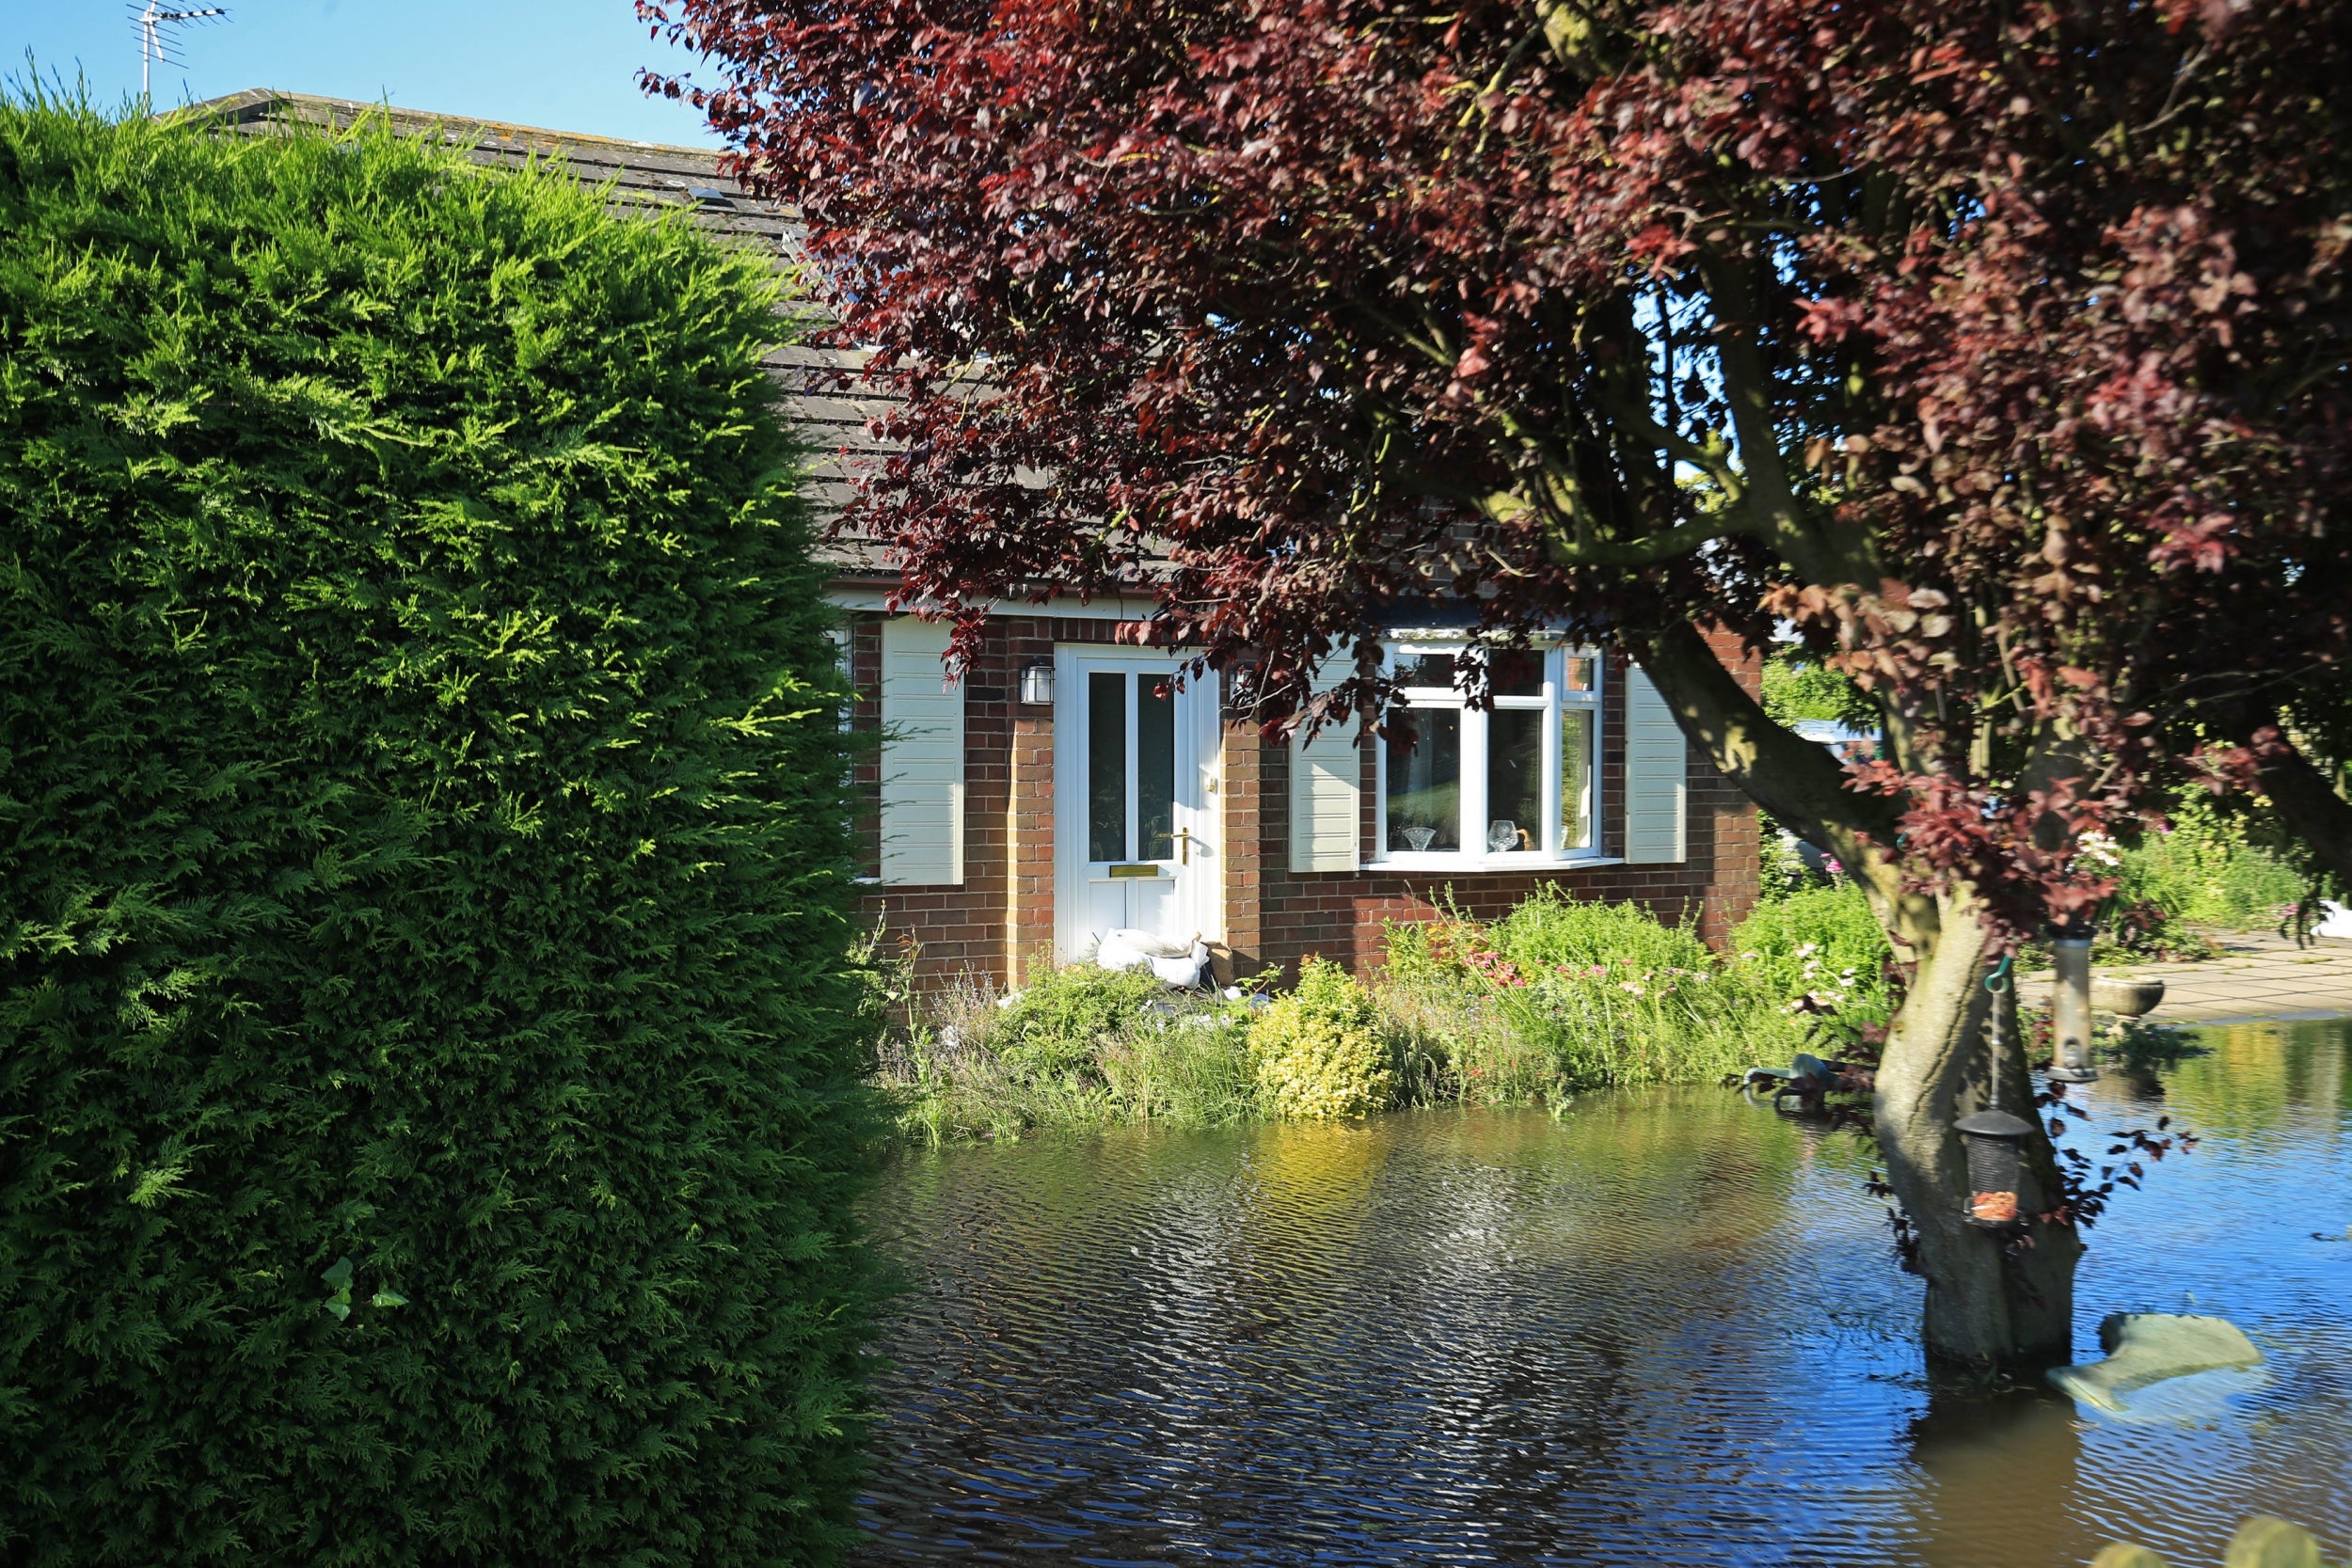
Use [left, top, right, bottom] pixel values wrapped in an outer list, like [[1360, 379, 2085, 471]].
[[2022, 931, 2352, 1024]]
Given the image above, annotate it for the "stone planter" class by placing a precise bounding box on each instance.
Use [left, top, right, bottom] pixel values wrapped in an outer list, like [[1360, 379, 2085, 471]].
[[2090, 975, 2166, 1017]]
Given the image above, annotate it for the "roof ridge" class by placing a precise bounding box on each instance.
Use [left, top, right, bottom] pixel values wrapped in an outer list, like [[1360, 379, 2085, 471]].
[[170, 88, 725, 163]]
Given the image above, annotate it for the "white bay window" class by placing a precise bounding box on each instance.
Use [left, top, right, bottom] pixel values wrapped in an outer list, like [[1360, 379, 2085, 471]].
[[1379, 643, 1601, 865]]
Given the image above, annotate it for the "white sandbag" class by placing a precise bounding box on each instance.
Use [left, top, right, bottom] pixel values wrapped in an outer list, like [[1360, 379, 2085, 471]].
[[1094, 928, 1210, 989], [1149, 940, 1211, 989]]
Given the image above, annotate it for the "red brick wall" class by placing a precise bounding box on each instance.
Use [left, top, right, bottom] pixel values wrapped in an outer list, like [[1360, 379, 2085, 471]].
[[855, 618, 1763, 994]]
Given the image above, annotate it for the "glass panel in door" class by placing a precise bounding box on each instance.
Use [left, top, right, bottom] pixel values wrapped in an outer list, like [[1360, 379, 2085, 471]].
[[1085, 670, 1186, 869], [1136, 675, 1176, 861], [1088, 672, 1127, 862]]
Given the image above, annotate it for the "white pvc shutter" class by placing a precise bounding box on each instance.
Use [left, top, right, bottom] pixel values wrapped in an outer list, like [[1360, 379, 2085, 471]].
[[1288, 655, 1361, 873], [880, 617, 964, 885], [1623, 665, 1688, 864]]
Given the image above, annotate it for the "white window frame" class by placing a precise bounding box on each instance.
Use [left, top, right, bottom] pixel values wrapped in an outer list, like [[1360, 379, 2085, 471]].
[[1374, 641, 1610, 870]]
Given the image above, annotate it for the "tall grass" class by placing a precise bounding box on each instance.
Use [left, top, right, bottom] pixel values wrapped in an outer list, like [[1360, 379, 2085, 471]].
[[1382, 893, 1814, 1101], [1732, 883, 1895, 1016]]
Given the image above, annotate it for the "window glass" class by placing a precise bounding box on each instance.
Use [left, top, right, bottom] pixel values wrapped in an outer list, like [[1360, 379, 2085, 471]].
[[1486, 709, 1543, 851], [1489, 648, 1544, 699], [1137, 675, 1176, 860], [1393, 651, 1458, 690], [1561, 656, 1595, 692], [1088, 671, 1126, 862], [1561, 706, 1594, 849], [1385, 711, 1460, 852]]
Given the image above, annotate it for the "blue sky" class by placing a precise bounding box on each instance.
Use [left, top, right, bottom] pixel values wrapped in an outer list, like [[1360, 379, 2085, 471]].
[[10, 0, 724, 146]]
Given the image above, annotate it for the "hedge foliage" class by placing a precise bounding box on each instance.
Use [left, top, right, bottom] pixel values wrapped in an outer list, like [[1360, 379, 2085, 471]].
[[0, 99, 875, 1564]]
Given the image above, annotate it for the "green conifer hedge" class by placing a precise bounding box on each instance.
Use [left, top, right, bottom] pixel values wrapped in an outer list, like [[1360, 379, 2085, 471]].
[[0, 97, 875, 1565]]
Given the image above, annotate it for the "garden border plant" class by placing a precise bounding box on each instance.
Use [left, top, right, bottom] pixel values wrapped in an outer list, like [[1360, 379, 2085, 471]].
[[877, 890, 1879, 1139]]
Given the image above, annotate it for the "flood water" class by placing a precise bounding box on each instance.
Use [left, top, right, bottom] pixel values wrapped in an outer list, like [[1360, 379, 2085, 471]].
[[856, 1021, 2352, 1567]]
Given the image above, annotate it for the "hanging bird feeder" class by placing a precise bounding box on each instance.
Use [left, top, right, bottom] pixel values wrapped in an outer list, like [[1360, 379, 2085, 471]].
[[1959, 956, 2034, 1229], [1957, 1108, 2036, 1227], [2046, 927, 2099, 1084]]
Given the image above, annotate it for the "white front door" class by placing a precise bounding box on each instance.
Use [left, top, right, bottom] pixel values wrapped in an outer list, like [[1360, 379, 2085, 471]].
[[1055, 650, 1221, 962]]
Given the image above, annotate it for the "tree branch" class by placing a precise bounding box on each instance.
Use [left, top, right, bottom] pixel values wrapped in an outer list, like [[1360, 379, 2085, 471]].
[[1544, 510, 1734, 568], [1600, 390, 1746, 508], [1631, 620, 1934, 946], [1696, 250, 1871, 582], [2203, 697, 2352, 889]]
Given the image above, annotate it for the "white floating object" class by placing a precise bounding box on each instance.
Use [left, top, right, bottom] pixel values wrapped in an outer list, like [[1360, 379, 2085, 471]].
[[2048, 1312, 2262, 1413]]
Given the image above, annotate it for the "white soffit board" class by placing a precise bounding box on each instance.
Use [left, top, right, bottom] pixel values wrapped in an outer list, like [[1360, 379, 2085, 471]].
[[1289, 652, 1361, 874], [1623, 665, 1688, 865], [879, 616, 964, 885]]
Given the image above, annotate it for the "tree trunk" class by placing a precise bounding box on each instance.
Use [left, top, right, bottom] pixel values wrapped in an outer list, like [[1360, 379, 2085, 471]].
[[1626, 624, 2082, 1366], [1874, 893, 2081, 1366]]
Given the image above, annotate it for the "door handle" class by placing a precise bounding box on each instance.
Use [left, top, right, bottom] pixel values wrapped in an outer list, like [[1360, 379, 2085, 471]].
[[1174, 828, 1192, 864]]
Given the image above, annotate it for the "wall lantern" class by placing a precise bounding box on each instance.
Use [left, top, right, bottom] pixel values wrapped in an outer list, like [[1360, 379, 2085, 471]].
[[1959, 955, 2033, 1229], [2046, 929, 2099, 1083], [1018, 659, 1056, 707]]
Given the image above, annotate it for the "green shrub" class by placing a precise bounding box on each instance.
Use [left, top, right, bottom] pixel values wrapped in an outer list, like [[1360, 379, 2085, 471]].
[[874, 963, 1257, 1140], [1732, 883, 1893, 1010], [1250, 958, 1396, 1117], [0, 100, 873, 1566], [1758, 645, 1874, 727], [993, 962, 1170, 1082]]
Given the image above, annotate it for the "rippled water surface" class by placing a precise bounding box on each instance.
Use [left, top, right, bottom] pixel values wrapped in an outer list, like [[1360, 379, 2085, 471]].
[[857, 1021, 2352, 1566]]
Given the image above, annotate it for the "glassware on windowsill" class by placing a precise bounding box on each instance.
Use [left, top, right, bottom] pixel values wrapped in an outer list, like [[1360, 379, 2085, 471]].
[[1487, 819, 1519, 853], [1399, 825, 1437, 853]]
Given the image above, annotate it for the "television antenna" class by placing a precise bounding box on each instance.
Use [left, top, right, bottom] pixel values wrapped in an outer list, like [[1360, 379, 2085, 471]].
[[131, 3, 230, 100]]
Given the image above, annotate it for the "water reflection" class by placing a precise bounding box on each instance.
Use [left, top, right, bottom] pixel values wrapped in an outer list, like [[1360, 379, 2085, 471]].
[[858, 1022, 2352, 1566]]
